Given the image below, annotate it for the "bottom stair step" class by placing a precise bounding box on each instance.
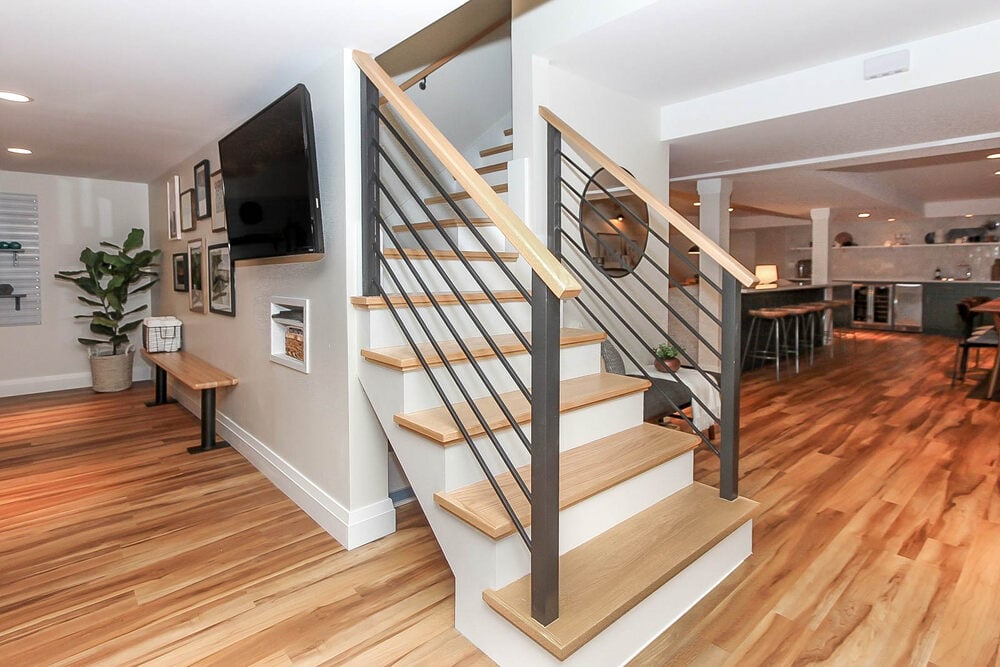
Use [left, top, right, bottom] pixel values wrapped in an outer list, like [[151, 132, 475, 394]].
[[482, 482, 758, 660]]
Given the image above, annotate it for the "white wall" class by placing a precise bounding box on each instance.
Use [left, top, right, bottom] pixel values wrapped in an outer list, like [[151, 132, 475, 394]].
[[512, 2, 673, 368], [147, 50, 394, 550], [0, 170, 150, 397]]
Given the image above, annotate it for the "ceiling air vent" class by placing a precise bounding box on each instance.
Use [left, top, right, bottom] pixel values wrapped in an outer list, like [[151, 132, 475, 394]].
[[863, 50, 910, 80]]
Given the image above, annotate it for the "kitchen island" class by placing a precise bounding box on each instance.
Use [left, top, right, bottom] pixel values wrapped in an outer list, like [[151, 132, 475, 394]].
[[739, 282, 852, 362]]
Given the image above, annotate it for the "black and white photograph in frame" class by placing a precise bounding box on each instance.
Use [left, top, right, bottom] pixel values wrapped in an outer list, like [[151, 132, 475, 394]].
[[167, 174, 181, 240], [172, 252, 189, 292], [180, 188, 195, 232], [210, 170, 227, 231], [207, 243, 235, 316], [194, 159, 211, 220], [188, 238, 205, 313]]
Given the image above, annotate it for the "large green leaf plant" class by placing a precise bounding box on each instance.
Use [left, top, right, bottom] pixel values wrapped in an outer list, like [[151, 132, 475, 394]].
[[55, 228, 161, 355]]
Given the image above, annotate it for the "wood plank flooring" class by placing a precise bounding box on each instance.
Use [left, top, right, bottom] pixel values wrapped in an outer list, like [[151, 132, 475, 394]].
[[0, 387, 488, 665], [632, 330, 1000, 666], [1, 331, 997, 665]]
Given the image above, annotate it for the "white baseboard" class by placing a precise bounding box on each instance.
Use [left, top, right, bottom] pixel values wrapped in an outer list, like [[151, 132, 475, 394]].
[[171, 387, 396, 550], [0, 365, 151, 398]]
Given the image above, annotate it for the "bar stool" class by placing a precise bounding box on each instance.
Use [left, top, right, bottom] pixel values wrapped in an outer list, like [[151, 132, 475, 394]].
[[743, 307, 797, 381], [797, 302, 829, 364], [829, 299, 857, 352], [782, 304, 817, 371]]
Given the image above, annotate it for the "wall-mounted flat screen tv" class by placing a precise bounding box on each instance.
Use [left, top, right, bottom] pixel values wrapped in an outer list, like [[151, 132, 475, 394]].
[[218, 84, 323, 262]]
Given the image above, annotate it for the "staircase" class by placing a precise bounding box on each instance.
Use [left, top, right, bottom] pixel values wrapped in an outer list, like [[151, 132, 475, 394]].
[[353, 51, 758, 665]]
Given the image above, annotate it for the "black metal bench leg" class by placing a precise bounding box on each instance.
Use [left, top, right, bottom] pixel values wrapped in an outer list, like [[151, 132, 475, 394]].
[[145, 366, 178, 407], [188, 387, 231, 454]]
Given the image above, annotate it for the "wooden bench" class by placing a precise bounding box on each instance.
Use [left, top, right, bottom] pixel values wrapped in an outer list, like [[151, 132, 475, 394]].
[[141, 349, 239, 454]]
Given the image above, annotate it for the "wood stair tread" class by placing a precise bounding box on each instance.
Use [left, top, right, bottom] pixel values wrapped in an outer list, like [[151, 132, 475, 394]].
[[361, 327, 604, 371], [434, 423, 700, 539], [483, 482, 759, 660], [425, 183, 507, 205], [475, 162, 507, 176], [390, 218, 493, 233], [394, 373, 650, 445], [351, 290, 526, 310], [382, 248, 518, 262], [480, 142, 513, 158]]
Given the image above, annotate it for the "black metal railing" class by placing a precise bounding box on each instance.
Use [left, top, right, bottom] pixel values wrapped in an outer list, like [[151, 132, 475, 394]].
[[360, 72, 562, 624], [544, 121, 743, 500]]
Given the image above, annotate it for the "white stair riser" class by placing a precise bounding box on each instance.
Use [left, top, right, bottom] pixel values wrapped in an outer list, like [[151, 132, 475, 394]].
[[364, 343, 601, 414], [391, 224, 508, 253], [382, 256, 524, 295], [488, 451, 695, 588], [457, 521, 754, 667], [360, 300, 531, 349]]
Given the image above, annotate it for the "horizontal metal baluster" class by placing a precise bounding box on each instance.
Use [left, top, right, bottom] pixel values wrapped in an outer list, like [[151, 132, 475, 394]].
[[562, 206, 723, 364], [560, 231, 722, 394], [378, 179, 533, 404], [559, 152, 722, 295], [560, 258, 720, 428], [374, 276, 533, 547], [375, 144, 533, 354], [375, 109, 531, 300], [379, 219, 535, 464], [570, 291, 718, 453], [559, 172, 723, 310]]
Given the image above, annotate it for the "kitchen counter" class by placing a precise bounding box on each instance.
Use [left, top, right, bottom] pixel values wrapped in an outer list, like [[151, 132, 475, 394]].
[[833, 279, 999, 285], [742, 282, 832, 294]]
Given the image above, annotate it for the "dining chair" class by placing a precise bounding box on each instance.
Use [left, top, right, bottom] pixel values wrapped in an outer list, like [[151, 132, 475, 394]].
[[952, 298, 999, 386]]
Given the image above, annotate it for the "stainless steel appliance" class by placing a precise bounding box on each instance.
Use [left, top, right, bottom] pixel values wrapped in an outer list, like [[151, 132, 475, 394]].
[[795, 259, 812, 279], [852, 282, 923, 331]]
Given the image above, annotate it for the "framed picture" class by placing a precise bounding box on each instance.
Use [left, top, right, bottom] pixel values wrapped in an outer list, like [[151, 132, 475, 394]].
[[207, 243, 235, 316], [210, 170, 227, 231], [180, 188, 195, 232], [188, 238, 206, 313], [172, 252, 189, 292], [194, 159, 211, 220], [167, 175, 181, 241]]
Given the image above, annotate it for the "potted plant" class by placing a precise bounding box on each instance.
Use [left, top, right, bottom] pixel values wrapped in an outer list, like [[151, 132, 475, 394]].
[[55, 228, 160, 392], [653, 342, 682, 373]]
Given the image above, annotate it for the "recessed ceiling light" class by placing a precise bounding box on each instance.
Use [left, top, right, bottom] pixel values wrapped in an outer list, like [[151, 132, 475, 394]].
[[6, 147, 32, 155], [728, 207, 734, 212], [965, 213, 974, 218], [693, 202, 700, 207], [987, 153, 1000, 159], [857, 212, 871, 218], [995, 170, 1000, 175], [888, 218, 896, 222], [0, 91, 31, 103]]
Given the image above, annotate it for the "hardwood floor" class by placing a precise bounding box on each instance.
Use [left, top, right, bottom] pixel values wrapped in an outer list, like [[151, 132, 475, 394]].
[[0, 387, 488, 665], [633, 330, 1000, 666], [1, 331, 997, 665]]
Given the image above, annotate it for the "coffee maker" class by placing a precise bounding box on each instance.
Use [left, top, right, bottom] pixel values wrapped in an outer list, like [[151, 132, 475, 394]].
[[795, 259, 812, 280]]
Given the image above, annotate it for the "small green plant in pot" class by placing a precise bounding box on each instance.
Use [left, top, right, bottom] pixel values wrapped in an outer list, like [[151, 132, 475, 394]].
[[653, 342, 682, 373], [55, 228, 160, 392]]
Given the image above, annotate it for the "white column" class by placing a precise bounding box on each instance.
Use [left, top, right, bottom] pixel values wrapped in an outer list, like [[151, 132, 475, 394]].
[[697, 178, 732, 373], [810, 207, 830, 285]]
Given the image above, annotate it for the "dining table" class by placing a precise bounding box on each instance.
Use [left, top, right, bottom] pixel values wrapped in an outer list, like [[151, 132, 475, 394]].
[[971, 296, 1000, 399]]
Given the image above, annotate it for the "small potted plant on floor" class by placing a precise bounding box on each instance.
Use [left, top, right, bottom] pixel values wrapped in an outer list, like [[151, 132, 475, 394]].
[[653, 342, 682, 373], [55, 228, 160, 392]]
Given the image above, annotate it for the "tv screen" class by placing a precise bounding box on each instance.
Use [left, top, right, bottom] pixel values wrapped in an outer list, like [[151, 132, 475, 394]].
[[218, 84, 323, 262]]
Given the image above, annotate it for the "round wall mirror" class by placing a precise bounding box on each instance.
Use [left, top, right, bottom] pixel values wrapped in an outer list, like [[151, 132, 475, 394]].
[[579, 168, 649, 278]]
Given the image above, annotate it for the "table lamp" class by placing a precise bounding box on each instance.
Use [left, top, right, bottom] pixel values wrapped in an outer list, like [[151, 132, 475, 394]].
[[754, 264, 778, 289]]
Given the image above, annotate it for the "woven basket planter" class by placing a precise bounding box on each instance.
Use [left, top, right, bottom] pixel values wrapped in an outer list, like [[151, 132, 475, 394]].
[[89, 346, 135, 393]]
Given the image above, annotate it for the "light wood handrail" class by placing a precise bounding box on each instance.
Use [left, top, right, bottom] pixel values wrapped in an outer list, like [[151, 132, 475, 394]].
[[355, 51, 582, 300], [381, 17, 508, 105], [539, 106, 759, 288]]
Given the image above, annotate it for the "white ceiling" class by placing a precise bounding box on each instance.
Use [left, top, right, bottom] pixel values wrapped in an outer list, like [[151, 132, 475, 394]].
[[545, 0, 1000, 225], [0, 0, 463, 183]]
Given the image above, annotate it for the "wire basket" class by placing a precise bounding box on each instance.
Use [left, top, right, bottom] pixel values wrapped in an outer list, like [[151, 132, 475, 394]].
[[285, 327, 304, 361], [143, 318, 183, 353]]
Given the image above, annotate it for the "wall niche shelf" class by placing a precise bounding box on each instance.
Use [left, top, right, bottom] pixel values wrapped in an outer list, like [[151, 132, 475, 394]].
[[270, 296, 309, 373]]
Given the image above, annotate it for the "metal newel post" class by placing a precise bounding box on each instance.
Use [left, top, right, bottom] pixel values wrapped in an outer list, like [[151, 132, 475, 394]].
[[720, 272, 742, 500], [530, 123, 563, 625], [360, 74, 380, 296]]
